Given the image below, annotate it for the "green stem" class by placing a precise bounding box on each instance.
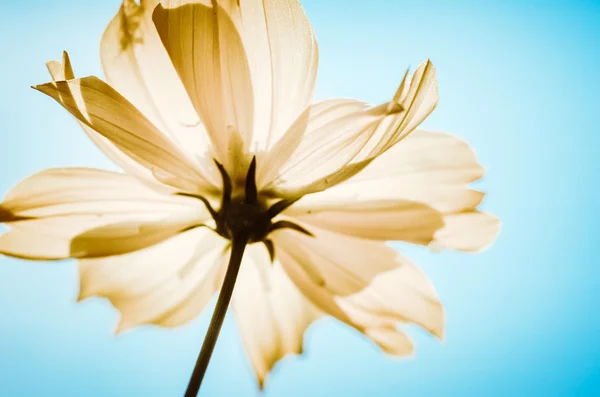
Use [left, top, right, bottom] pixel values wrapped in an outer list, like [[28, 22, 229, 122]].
[[184, 235, 248, 397]]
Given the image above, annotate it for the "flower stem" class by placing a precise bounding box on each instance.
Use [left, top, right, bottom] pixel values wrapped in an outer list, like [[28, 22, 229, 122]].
[[184, 235, 249, 397]]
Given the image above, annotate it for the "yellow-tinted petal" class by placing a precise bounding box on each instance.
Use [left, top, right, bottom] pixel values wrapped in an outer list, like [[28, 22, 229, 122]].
[[272, 226, 444, 353], [289, 130, 499, 251], [153, 0, 253, 176], [101, 0, 215, 163], [0, 168, 207, 260], [79, 228, 229, 331], [432, 212, 501, 252], [233, 243, 320, 388], [296, 130, 485, 213], [258, 99, 371, 188], [272, 61, 439, 197], [46, 52, 155, 183], [33, 75, 214, 194], [285, 200, 444, 244], [1, 168, 206, 219], [238, 0, 319, 152]]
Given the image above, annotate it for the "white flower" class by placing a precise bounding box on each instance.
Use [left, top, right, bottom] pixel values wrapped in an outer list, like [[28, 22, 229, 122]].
[[0, 0, 500, 389]]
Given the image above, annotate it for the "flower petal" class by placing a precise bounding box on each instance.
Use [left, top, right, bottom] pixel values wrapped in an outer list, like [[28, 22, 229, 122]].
[[285, 200, 444, 244], [294, 130, 485, 214], [46, 52, 154, 182], [69, 220, 200, 258], [0, 168, 207, 260], [271, 61, 439, 197], [101, 0, 214, 161], [153, 0, 254, 175], [33, 74, 215, 193], [233, 243, 320, 388], [288, 130, 500, 251], [257, 99, 370, 188], [238, 0, 319, 152], [1, 168, 206, 218], [431, 212, 501, 252], [272, 226, 444, 354], [78, 228, 229, 331]]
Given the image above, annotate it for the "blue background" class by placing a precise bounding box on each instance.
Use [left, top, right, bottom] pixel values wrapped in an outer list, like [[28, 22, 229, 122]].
[[1, 0, 599, 396]]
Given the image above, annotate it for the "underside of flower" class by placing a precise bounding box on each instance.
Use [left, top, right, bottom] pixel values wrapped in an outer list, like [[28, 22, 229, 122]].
[[0, 0, 502, 394], [180, 157, 312, 261]]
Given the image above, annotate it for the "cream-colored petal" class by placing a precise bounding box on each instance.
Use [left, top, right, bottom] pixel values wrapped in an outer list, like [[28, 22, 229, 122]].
[[0, 217, 127, 260], [288, 130, 500, 252], [101, 1, 215, 164], [285, 200, 444, 244], [233, 243, 320, 389], [153, 0, 254, 176], [1, 168, 206, 219], [46, 52, 155, 183], [293, 130, 486, 214], [33, 75, 215, 194], [432, 212, 501, 252], [70, 219, 200, 258], [0, 215, 201, 260], [78, 228, 229, 331], [272, 226, 443, 354], [0, 168, 207, 260], [238, 0, 319, 153], [257, 99, 371, 188], [271, 61, 439, 197]]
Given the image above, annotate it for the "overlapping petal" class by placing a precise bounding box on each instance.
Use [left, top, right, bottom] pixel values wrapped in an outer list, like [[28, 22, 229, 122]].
[[268, 61, 439, 197], [272, 226, 444, 355], [257, 99, 372, 188], [46, 52, 155, 182], [33, 70, 216, 194], [288, 130, 500, 251], [285, 200, 444, 244], [237, 0, 319, 152], [101, 0, 214, 162], [233, 243, 320, 388], [0, 168, 207, 259], [79, 227, 229, 331], [153, 0, 254, 178]]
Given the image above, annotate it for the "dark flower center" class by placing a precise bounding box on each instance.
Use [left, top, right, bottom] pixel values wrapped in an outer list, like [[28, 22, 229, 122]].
[[179, 158, 311, 261]]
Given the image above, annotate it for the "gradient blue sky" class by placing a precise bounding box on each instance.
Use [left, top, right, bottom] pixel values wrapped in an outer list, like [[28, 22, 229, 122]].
[[1, 1, 599, 396]]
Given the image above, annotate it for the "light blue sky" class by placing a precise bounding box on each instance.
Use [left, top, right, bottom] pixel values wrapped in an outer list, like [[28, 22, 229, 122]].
[[1, 1, 599, 396]]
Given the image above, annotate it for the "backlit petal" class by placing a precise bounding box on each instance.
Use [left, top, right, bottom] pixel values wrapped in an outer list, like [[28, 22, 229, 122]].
[[0, 168, 207, 260], [288, 130, 499, 251], [285, 200, 444, 244], [272, 61, 439, 197], [78, 228, 229, 331], [101, 0, 215, 162], [295, 130, 485, 214], [238, 0, 319, 153], [153, 0, 254, 177], [432, 212, 501, 252], [233, 243, 320, 388], [46, 52, 154, 182], [33, 75, 215, 194], [258, 99, 370, 188], [272, 226, 443, 354]]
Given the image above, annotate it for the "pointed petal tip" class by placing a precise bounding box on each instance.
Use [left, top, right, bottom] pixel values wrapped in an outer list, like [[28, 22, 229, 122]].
[[432, 321, 446, 342], [114, 319, 132, 336], [76, 292, 87, 303], [76, 286, 95, 303]]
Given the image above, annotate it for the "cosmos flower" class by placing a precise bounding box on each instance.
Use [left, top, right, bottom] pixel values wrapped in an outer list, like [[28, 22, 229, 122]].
[[0, 0, 500, 392]]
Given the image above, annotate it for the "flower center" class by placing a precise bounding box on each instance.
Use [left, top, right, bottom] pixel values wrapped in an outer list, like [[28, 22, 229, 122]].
[[218, 197, 271, 242], [179, 157, 311, 261]]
